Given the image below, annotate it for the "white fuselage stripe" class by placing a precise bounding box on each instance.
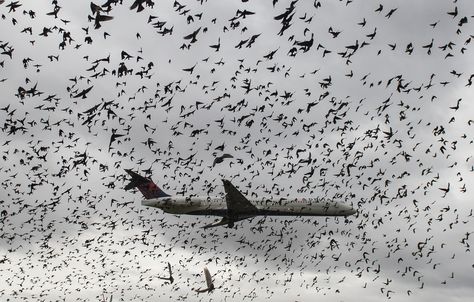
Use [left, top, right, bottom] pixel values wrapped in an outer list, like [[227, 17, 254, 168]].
[[141, 196, 355, 217]]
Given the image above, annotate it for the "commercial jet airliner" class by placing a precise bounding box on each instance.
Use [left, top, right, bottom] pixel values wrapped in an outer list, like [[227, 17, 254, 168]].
[[124, 169, 356, 228]]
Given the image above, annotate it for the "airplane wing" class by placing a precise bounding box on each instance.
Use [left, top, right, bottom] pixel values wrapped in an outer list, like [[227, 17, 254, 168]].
[[202, 180, 258, 229], [203, 267, 214, 290], [222, 179, 258, 214]]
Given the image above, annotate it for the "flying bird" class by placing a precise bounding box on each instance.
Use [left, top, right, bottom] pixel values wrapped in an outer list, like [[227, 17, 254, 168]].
[[157, 262, 174, 284], [212, 153, 233, 167], [183, 27, 201, 44], [195, 267, 215, 293], [71, 86, 94, 99]]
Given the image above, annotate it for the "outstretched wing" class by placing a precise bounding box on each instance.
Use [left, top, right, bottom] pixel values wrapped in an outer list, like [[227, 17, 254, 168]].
[[202, 180, 258, 229], [222, 179, 258, 214], [203, 267, 214, 290]]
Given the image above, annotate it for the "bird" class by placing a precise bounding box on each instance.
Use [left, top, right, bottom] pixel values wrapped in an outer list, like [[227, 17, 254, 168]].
[[212, 153, 233, 167], [71, 86, 94, 99], [130, 0, 155, 12], [195, 267, 215, 293], [183, 27, 201, 44], [157, 262, 174, 284], [91, 12, 114, 29]]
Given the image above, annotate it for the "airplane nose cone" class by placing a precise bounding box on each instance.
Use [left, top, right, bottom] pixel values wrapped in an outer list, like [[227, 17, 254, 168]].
[[343, 204, 357, 216]]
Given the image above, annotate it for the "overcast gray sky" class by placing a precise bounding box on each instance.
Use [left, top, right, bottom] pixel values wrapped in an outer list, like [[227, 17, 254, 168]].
[[1, 0, 473, 301]]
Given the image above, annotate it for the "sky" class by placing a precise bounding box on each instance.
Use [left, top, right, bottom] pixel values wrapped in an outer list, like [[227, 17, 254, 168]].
[[1, 0, 473, 301]]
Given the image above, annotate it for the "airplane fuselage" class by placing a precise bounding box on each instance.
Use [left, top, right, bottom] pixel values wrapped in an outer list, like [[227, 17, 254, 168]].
[[142, 196, 356, 217]]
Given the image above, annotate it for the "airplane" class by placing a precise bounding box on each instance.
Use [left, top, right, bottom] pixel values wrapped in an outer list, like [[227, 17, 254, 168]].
[[124, 169, 357, 229]]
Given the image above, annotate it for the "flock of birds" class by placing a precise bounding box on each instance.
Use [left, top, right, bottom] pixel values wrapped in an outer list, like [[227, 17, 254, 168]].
[[0, 0, 473, 301]]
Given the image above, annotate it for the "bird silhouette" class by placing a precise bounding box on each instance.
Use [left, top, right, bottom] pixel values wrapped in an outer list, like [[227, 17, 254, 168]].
[[157, 262, 174, 284]]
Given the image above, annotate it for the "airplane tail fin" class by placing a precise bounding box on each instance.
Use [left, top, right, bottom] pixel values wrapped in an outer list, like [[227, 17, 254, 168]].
[[124, 169, 170, 199]]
